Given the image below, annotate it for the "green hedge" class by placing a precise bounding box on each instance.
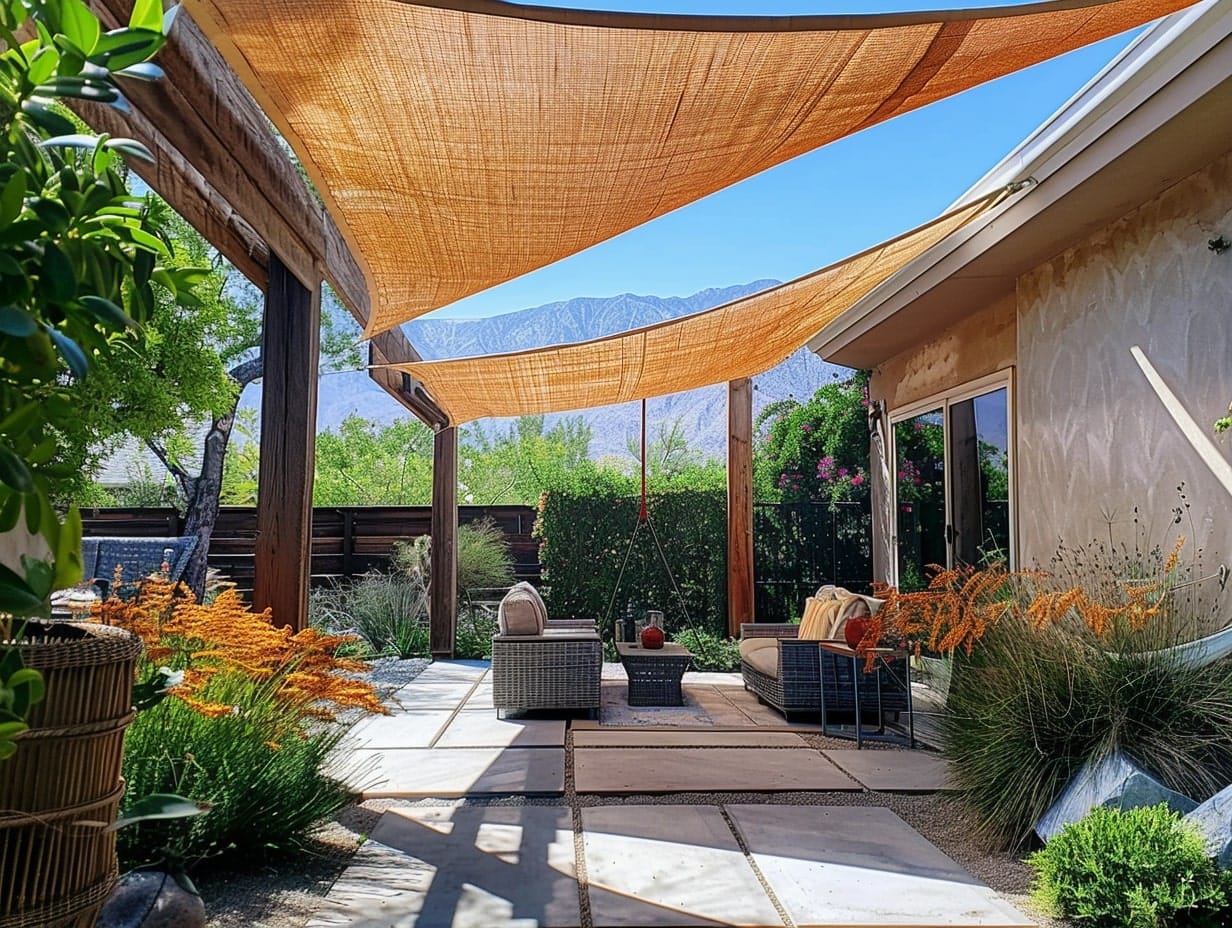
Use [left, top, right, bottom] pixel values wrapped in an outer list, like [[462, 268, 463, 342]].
[[536, 470, 727, 638]]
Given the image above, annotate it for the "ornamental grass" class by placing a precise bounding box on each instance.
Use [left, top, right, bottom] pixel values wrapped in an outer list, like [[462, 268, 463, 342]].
[[93, 577, 384, 867], [865, 506, 1232, 850]]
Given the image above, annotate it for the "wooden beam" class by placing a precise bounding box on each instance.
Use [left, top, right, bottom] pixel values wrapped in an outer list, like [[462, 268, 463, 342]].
[[430, 427, 459, 657], [87, 2, 450, 426], [727, 378, 755, 636], [253, 254, 320, 631]]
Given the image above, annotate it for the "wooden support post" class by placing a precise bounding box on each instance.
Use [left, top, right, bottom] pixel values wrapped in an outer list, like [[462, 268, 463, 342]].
[[727, 378, 755, 637], [430, 426, 459, 658], [253, 254, 320, 631]]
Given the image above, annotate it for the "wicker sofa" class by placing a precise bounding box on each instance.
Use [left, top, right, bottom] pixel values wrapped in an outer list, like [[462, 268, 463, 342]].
[[740, 605, 910, 725], [491, 582, 602, 716]]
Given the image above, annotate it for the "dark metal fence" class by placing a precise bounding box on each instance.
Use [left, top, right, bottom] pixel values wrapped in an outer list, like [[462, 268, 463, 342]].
[[80, 505, 540, 594], [752, 498, 874, 621]]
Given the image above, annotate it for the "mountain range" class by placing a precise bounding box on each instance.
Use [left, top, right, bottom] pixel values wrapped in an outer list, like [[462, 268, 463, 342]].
[[290, 281, 851, 460]]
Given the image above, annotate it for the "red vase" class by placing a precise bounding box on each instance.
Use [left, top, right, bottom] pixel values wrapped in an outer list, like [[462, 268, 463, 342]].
[[843, 616, 870, 649], [640, 625, 665, 649]]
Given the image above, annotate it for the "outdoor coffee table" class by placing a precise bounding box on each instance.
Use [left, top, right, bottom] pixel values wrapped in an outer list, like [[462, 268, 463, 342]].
[[615, 641, 693, 706]]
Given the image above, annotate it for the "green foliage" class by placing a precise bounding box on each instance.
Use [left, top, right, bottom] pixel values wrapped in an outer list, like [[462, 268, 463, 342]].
[[310, 573, 429, 660], [454, 606, 496, 660], [118, 671, 354, 868], [755, 374, 870, 504], [535, 465, 728, 636], [0, 0, 191, 754], [673, 627, 740, 671], [313, 414, 434, 506], [1028, 805, 1230, 927], [461, 414, 592, 505]]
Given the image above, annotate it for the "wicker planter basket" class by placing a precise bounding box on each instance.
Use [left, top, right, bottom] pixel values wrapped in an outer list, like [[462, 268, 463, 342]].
[[0, 621, 143, 928]]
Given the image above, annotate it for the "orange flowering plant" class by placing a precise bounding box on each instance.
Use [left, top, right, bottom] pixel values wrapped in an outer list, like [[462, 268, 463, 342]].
[[93, 575, 385, 723]]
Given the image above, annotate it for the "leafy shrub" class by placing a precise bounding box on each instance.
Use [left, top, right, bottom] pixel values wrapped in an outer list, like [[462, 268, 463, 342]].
[[311, 572, 430, 659], [392, 518, 515, 596], [674, 628, 740, 671], [95, 579, 383, 867], [1028, 804, 1230, 927], [454, 606, 497, 660], [535, 467, 728, 637]]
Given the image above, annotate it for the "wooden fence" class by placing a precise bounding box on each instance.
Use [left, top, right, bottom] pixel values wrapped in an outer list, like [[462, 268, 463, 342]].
[[79, 505, 540, 593]]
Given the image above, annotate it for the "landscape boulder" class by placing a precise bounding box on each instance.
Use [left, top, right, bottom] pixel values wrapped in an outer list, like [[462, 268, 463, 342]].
[[97, 871, 206, 928], [1035, 750, 1196, 842], [1186, 783, 1232, 868]]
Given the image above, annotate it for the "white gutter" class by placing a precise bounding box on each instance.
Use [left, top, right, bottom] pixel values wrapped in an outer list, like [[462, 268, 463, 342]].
[[809, 0, 1229, 357]]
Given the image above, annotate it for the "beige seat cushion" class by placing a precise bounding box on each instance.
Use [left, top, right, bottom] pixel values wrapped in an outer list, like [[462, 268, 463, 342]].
[[743, 645, 780, 679], [738, 637, 778, 661], [498, 583, 545, 636]]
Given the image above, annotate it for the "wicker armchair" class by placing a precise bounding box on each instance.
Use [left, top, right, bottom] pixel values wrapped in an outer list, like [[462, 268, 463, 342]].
[[490, 581, 601, 716], [740, 623, 909, 724]]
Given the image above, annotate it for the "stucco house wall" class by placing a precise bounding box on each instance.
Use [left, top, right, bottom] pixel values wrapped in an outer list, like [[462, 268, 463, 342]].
[[1016, 147, 1232, 568]]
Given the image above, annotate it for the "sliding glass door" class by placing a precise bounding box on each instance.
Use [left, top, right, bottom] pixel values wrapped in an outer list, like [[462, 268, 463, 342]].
[[891, 376, 1012, 590]]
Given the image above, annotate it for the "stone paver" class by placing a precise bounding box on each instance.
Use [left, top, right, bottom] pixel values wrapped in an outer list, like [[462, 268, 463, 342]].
[[413, 661, 490, 685], [726, 804, 1034, 927], [390, 681, 478, 710], [308, 805, 579, 927], [435, 713, 565, 748], [823, 749, 956, 792], [345, 747, 565, 797], [572, 729, 808, 748], [341, 710, 455, 750], [582, 804, 784, 926], [460, 682, 495, 711], [574, 747, 858, 793]]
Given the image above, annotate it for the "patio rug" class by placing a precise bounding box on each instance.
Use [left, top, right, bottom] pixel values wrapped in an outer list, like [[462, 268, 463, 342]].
[[597, 666, 815, 729]]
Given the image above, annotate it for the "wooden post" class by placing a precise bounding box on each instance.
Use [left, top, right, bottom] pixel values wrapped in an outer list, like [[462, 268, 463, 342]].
[[253, 254, 320, 631], [727, 378, 755, 637], [430, 426, 458, 657]]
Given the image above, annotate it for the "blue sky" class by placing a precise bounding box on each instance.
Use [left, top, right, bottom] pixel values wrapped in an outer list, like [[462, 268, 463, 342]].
[[425, 0, 1144, 319]]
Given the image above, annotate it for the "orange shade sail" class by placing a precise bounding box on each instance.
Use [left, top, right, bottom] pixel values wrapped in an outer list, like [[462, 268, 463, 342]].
[[388, 188, 1011, 423], [185, 0, 1195, 335]]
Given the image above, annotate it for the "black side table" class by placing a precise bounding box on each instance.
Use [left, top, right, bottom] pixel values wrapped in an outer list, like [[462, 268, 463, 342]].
[[819, 640, 914, 748], [616, 641, 693, 706]]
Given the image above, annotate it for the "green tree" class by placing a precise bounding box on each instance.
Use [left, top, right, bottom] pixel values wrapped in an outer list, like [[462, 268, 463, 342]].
[[755, 373, 871, 504], [313, 414, 434, 505], [624, 416, 706, 479], [61, 214, 361, 592], [460, 414, 591, 505]]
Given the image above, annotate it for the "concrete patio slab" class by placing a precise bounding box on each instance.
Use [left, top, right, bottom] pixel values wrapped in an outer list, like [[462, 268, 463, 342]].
[[572, 730, 808, 748], [341, 710, 455, 750], [726, 804, 1034, 927], [460, 682, 495, 711], [435, 713, 565, 748], [344, 747, 565, 797], [308, 805, 579, 927], [581, 804, 784, 926], [413, 661, 490, 685], [824, 750, 957, 792], [390, 682, 478, 710], [574, 747, 858, 793]]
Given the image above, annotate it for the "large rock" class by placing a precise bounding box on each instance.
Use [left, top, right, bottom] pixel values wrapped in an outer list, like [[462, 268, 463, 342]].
[[1035, 750, 1197, 842], [97, 871, 206, 928], [1186, 784, 1232, 868]]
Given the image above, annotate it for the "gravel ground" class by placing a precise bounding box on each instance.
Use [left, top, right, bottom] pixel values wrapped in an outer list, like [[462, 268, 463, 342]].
[[198, 661, 1065, 927]]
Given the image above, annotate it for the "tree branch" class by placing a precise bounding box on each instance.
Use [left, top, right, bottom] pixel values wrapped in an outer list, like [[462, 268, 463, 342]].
[[147, 438, 192, 500], [229, 355, 264, 389]]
